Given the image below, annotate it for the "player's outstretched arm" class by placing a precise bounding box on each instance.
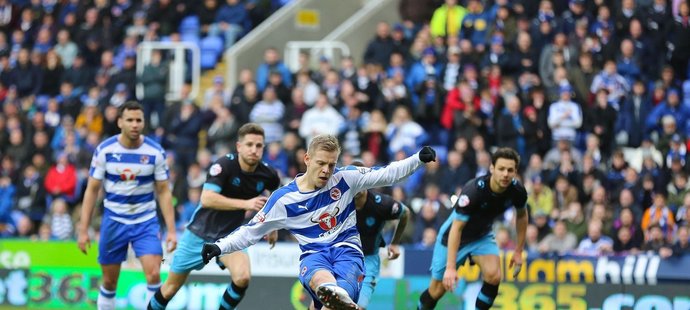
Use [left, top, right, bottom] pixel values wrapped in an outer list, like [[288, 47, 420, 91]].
[[155, 180, 177, 252], [213, 200, 286, 255], [347, 146, 436, 191], [78, 177, 102, 254]]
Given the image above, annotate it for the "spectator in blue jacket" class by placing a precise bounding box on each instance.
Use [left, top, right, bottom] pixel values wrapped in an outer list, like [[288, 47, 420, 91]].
[[646, 89, 690, 136], [209, 0, 251, 50], [256, 47, 292, 91]]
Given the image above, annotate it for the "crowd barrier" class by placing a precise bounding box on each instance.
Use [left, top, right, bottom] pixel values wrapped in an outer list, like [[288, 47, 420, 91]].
[[0, 240, 688, 309]]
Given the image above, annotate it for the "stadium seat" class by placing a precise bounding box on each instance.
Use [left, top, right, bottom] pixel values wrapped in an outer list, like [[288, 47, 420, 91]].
[[179, 15, 200, 36], [200, 36, 224, 56], [200, 50, 219, 70], [180, 33, 200, 45]]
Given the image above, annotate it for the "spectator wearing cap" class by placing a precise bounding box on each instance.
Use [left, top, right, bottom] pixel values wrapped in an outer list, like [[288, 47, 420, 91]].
[[561, 0, 592, 35], [405, 47, 442, 106], [665, 133, 688, 168], [203, 75, 231, 109], [125, 10, 148, 39], [363, 21, 395, 67], [109, 83, 130, 108], [646, 88, 690, 138], [547, 84, 582, 143], [390, 23, 411, 61], [208, 0, 250, 50], [429, 0, 467, 39], [479, 34, 511, 71], [459, 0, 491, 52]]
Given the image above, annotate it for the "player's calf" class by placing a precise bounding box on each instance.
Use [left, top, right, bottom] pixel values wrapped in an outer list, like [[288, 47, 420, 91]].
[[148, 287, 170, 310], [475, 281, 499, 310], [219, 281, 248, 310], [417, 288, 439, 310]]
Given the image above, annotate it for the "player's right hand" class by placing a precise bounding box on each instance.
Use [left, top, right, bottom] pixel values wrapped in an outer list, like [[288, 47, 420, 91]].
[[442, 268, 458, 292], [78, 233, 91, 255], [245, 196, 268, 211], [201, 243, 221, 265], [418, 146, 436, 163]]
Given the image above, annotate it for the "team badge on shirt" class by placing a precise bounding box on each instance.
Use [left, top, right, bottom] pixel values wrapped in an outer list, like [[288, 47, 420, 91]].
[[140, 155, 149, 164], [330, 188, 342, 201], [391, 203, 399, 215], [458, 195, 470, 207], [209, 164, 222, 176]]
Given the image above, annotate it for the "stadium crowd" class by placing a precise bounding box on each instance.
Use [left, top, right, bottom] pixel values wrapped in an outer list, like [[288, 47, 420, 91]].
[[1, 0, 690, 260]]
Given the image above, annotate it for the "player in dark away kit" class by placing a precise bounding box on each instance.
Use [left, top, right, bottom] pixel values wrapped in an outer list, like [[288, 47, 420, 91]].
[[149, 123, 280, 310], [351, 162, 411, 309], [418, 147, 528, 310]]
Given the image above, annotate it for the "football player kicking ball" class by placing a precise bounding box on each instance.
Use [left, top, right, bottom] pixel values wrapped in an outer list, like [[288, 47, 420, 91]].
[[202, 135, 436, 310]]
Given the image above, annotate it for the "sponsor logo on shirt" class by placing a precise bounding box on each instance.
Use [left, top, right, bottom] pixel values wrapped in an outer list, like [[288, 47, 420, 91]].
[[311, 207, 340, 231]]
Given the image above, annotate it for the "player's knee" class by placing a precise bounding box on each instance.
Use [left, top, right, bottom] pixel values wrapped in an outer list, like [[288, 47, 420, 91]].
[[146, 269, 161, 284], [232, 273, 251, 288], [428, 280, 446, 299], [483, 270, 501, 285], [101, 278, 118, 291]]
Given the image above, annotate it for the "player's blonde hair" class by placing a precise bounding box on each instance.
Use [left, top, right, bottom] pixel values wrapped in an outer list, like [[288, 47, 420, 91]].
[[307, 135, 340, 156]]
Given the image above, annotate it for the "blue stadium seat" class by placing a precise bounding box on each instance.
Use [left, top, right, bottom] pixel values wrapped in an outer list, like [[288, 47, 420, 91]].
[[200, 50, 218, 70], [200, 36, 224, 55], [179, 15, 200, 35], [180, 33, 200, 45]]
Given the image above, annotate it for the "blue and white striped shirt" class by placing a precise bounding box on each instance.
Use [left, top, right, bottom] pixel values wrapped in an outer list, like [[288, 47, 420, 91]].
[[89, 135, 169, 224], [215, 154, 423, 256]]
